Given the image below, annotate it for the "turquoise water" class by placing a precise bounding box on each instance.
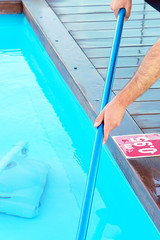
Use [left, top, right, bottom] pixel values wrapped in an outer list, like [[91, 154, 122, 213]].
[[0, 14, 159, 240]]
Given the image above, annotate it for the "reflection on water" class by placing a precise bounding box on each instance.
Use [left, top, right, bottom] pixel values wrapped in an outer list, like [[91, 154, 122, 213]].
[[92, 208, 121, 240]]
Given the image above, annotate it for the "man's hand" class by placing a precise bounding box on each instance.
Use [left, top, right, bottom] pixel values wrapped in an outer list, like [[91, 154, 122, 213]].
[[94, 99, 126, 144], [110, 0, 132, 21]]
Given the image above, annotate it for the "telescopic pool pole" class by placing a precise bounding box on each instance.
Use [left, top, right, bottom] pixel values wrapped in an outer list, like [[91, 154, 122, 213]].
[[76, 8, 126, 240]]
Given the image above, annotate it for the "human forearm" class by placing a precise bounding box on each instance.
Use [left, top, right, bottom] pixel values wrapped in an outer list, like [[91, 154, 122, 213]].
[[115, 39, 160, 109]]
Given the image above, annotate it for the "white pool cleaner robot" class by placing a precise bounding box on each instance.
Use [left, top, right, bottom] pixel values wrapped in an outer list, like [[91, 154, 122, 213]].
[[0, 142, 48, 218]]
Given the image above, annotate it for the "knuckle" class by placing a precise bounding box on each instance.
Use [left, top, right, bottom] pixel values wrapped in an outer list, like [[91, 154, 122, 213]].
[[111, 120, 119, 129], [110, 2, 113, 9], [114, 120, 121, 128]]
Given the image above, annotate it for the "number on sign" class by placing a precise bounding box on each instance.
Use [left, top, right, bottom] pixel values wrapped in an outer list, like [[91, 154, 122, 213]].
[[138, 148, 157, 154], [130, 136, 149, 142], [133, 141, 152, 147]]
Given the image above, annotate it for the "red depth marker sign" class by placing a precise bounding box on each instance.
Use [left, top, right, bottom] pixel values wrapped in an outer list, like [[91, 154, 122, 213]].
[[113, 133, 160, 159]]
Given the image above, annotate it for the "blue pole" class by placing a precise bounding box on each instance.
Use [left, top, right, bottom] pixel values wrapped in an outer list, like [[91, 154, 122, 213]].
[[76, 8, 126, 240]]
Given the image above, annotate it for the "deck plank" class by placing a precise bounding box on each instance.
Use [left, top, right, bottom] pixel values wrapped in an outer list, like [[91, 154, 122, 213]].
[[52, 4, 155, 14], [128, 101, 160, 115], [133, 114, 160, 129], [65, 19, 160, 31], [84, 46, 150, 58], [71, 28, 160, 40], [114, 89, 160, 102], [58, 12, 160, 23], [113, 78, 160, 90], [47, 0, 145, 7], [98, 67, 138, 79], [143, 128, 160, 133], [90, 56, 143, 68], [0, 0, 22, 14], [77, 37, 158, 48]]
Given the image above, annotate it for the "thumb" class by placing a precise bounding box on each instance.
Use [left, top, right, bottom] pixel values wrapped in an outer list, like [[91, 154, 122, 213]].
[[94, 112, 104, 128]]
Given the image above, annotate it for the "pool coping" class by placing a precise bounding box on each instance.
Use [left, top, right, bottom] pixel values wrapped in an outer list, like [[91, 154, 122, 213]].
[[2, 0, 160, 232]]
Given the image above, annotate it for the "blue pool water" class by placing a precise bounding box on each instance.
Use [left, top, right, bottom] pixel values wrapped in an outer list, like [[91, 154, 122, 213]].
[[0, 14, 160, 240]]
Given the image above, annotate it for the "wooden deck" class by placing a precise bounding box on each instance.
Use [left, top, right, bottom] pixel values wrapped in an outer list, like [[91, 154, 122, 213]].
[[46, 0, 160, 134], [0, 0, 22, 14]]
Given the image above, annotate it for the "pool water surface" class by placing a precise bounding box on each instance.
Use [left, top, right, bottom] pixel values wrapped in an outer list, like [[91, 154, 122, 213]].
[[0, 14, 160, 240]]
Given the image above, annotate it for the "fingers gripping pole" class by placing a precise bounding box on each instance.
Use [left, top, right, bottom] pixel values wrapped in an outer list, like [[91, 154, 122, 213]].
[[76, 8, 126, 240]]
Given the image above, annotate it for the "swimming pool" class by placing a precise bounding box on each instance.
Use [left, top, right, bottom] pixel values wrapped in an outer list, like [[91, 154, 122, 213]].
[[0, 13, 160, 240]]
